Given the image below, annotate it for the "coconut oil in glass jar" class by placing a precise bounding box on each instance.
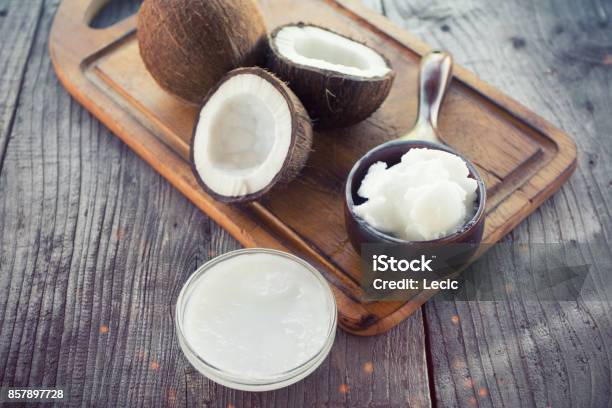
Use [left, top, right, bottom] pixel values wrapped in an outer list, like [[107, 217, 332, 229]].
[[175, 248, 337, 391]]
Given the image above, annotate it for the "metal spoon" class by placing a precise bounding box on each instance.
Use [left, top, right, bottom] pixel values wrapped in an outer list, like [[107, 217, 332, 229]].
[[401, 50, 453, 143]]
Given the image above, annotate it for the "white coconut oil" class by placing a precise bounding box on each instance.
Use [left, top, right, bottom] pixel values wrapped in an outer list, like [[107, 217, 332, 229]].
[[176, 249, 336, 391], [354, 148, 478, 241]]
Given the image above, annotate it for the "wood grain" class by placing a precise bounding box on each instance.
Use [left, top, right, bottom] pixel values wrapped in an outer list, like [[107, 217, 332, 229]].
[[378, 0, 612, 406], [0, 0, 44, 171], [0, 0, 609, 407], [0, 0, 431, 406], [49, 0, 576, 336]]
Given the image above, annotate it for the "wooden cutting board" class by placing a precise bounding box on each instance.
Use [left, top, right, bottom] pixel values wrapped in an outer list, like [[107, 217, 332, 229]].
[[49, 0, 577, 336]]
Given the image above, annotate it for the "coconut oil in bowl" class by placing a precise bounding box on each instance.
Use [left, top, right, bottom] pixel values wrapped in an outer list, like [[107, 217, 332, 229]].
[[344, 140, 486, 252], [175, 248, 337, 392], [343, 51, 486, 261]]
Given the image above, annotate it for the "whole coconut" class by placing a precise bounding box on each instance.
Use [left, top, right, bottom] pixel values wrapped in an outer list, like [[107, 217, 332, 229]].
[[137, 0, 268, 105]]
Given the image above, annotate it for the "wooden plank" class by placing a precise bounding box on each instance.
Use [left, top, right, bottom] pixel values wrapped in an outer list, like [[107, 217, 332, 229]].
[[0, 0, 44, 170], [380, 0, 612, 406], [183, 301, 431, 407], [0, 0, 432, 406]]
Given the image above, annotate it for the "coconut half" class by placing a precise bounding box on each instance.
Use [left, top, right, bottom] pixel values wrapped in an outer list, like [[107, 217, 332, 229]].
[[268, 23, 395, 129], [191, 68, 313, 203]]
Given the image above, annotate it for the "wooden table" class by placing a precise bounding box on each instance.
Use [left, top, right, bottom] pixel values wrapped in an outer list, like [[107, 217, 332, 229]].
[[1, 0, 610, 406]]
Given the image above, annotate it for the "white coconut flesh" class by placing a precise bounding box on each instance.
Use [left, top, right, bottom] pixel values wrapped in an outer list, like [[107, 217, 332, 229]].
[[274, 25, 391, 78], [193, 73, 293, 198]]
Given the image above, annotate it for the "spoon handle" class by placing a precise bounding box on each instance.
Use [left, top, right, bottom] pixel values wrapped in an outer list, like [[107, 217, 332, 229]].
[[401, 50, 453, 143]]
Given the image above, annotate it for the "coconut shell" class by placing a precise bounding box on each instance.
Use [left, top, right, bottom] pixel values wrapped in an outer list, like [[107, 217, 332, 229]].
[[138, 0, 268, 105], [190, 67, 313, 204], [267, 23, 395, 130]]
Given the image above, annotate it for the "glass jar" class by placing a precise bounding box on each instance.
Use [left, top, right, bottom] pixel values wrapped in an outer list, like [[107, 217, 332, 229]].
[[175, 248, 337, 391]]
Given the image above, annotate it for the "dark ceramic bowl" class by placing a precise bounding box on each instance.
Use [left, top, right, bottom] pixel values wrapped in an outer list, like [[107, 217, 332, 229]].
[[344, 141, 486, 267]]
